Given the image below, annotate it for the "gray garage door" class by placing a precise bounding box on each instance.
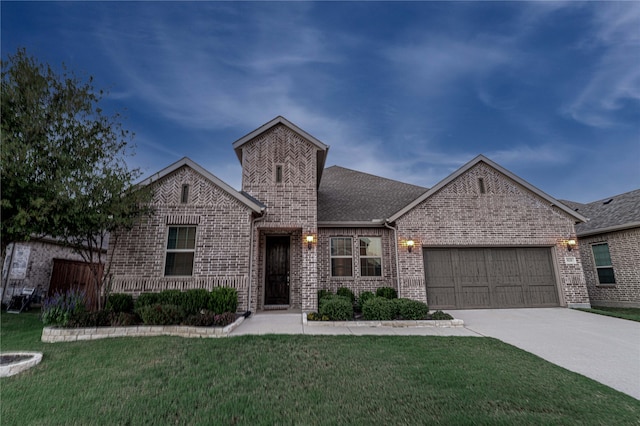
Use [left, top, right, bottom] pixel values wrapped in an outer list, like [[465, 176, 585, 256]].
[[423, 247, 560, 309]]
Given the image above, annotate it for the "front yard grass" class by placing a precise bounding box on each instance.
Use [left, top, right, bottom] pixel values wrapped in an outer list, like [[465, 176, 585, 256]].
[[578, 306, 640, 322], [2, 311, 639, 425]]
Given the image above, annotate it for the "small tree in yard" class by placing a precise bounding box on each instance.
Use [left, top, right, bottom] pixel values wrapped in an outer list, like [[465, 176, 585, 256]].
[[1, 48, 152, 309]]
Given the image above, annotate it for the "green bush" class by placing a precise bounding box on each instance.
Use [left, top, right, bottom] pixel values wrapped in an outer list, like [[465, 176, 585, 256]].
[[357, 291, 375, 311], [181, 289, 211, 315], [362, 297, 396, 321], [317, 289, 333, 302], [183, 310, 218, 326], [134, 292, 160, 309], [67, 310, 111, 327], [318, 295, 353, 321], [214, 312, 237, 327], [109, 311, 141, 326], [41, 289, 87, 327], [105, 293, 134, 314], [136, 304, 186, 325], [208, 287, 238, 314], [393, 298, 428, 320], [376, 287, 398, 300], [336, 287, 355, 304], [157, 289, 184, 306], [431, 310, 454, 320]]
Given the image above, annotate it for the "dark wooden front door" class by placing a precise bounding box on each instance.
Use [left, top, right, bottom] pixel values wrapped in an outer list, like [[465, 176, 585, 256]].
[[265, 236, 290, 305]]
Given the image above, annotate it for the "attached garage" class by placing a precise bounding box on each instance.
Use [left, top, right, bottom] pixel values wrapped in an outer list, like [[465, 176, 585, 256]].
[[424, 247, 560, 309]]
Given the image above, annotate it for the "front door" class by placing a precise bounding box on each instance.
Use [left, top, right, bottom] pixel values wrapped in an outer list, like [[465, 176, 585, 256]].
[[265, 236, 290, 305]]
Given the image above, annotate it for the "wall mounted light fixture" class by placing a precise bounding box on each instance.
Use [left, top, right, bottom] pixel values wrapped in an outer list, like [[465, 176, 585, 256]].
[[566, 239, 576, 252], [406, 240, 415, 253], [306, 235, 314, 250]]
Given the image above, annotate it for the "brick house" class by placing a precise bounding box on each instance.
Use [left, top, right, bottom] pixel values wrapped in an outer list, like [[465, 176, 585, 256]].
[[108, 116, 591, 311], [563, 190, 640, 308]]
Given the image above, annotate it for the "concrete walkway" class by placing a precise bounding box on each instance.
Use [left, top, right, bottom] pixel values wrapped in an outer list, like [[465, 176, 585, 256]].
[[451, 308, 640, 400], [230, 308, 640, 400]]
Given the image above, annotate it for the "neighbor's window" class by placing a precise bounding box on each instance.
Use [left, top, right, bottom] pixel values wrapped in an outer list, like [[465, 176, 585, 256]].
[[330, 237, 353, 277], [360, 237, 382, 277], [165, 226, 196, 276], [591, 243, 616, 285]]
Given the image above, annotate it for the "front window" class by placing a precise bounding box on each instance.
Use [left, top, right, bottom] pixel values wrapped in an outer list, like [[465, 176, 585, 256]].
[[360, 237, 382, 276], [592, 243, 616, 285], [165, 226, 196, 276], [331, 237, 353, 277]]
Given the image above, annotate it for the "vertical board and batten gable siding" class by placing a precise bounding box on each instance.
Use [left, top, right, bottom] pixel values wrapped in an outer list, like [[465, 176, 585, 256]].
[[317, 227, 397, 296], [108, 165, 254, 308], [395, 162, 590, 307], [579, 228, 640, 308], [239, 124, 319, 310]]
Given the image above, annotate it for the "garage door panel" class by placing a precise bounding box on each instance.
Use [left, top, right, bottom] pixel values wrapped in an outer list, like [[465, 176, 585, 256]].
[[460, 286, 490, 307], [424, 247, 559, 309]]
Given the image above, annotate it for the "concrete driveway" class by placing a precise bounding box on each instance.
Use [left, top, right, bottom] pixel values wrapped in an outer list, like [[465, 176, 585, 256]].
[[450, 308, 640, 400]]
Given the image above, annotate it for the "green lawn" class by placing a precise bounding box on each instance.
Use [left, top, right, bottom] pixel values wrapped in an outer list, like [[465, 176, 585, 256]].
[[578, 306, 640, 322], [2, 312, 639, 425]]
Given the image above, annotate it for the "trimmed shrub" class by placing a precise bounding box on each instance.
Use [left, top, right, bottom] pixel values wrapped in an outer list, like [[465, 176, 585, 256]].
[[317, 289, 333, 302], [157, 290, 184, 306], [41, 289, 87, 327], [357, 291, 375, 312], [362, 296, 396, 321], [136, 304, 185, 325], [431, 310, 454, 320], [318, 295, 353, 321], [376, 287, 398, 300], [307, 312, 321, 321], [67, 310, 111, 327], [214, 312, 237, 327], [208, 287, 238, 314], [393, 298, 428, 320], [182, 289, 211, 316], [183, 310, 218, 326], [109, 311, 141, 326], [336, 287, 356, 304], [105, 293, 134, 314], [135, 292, 160, 309]]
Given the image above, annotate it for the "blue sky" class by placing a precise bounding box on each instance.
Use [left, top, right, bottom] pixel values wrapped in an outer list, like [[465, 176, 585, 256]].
[[2, 1, 639, 203]]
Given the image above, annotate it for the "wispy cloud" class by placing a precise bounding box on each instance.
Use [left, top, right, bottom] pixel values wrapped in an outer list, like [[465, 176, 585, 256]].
[[562, 2, 640, 127]]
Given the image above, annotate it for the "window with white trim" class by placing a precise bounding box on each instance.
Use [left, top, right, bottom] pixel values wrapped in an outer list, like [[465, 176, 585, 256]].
[[165, 226, 196, 276], [591, 243, 616, 285], [360, 237, 382, 276], [330, 237, 353, 277]]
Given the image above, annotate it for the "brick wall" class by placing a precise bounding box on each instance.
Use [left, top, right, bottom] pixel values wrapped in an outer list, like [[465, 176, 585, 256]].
[[395, 162, 590, 307], [316, 227, 397, 298], [239, 124, 320, 311], [108, 166, 255, 310], [578, 228, 640, 308]]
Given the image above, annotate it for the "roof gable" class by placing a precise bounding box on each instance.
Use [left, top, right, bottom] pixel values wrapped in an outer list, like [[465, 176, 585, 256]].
[[387, 155, 586, 223], [137, 157, 265, 214], [232, 116, 329, 187]]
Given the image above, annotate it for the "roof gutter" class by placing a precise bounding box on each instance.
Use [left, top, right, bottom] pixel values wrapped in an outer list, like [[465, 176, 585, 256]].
[[384, 220, 402, 299]]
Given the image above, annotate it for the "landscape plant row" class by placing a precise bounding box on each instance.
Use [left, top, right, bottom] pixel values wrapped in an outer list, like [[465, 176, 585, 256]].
[[41, 288, 239, 328], [309, 287, 453, 321]]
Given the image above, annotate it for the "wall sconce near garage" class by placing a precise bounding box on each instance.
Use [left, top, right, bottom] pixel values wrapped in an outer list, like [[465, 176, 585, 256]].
[[306, 235, 315, 250], [566, 239, 577, 252], [406, 239, 415, 253]]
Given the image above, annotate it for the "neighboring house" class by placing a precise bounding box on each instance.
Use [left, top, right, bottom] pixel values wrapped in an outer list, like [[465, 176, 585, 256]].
[[563, 190, 640, 308], [108, 116, 591, 311], [1, 238, 101, 305]]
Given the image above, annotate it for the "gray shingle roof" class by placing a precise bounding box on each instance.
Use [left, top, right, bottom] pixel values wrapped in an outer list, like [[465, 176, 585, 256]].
[[562, 189, 640, 236], [317, 166, 428, 223]]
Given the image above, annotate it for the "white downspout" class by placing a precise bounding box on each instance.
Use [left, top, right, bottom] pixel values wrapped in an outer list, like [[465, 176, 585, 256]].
[[384, 221, 401, 299]]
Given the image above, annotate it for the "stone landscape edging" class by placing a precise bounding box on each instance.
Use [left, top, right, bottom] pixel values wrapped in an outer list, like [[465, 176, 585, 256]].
[[0, 352, 43, 377], [302, 313, 464, 328], [41, 316, 245, 343]]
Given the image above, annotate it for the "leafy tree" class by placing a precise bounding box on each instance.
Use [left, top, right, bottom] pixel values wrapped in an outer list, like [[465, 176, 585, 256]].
[[1, 48, 152, 308]]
